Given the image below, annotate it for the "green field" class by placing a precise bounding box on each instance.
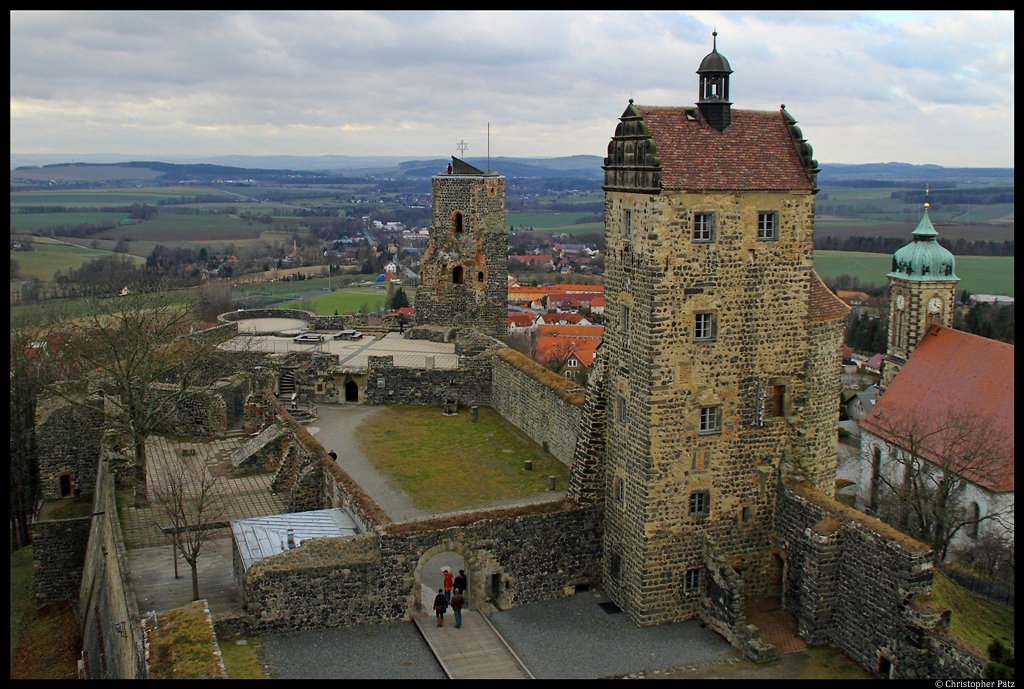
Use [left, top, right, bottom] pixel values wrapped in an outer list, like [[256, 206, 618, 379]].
[[10, 187, 234, 207], [275, 286, 391, 314], [10, 211, 132, 233], [10, 240, 145, 283], [813, 250, 1014, 296], [508, 211, 604, 235]]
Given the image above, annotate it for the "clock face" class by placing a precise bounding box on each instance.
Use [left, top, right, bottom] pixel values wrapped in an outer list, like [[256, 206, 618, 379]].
[[928, 297, 942, 314], [896, 295, 905, 310]]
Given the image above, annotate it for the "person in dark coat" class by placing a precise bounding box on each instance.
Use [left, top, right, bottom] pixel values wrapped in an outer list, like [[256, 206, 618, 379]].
[[453, 570, 467, 604], [451, 588, 465, 629], [433, 588, 447, 627]]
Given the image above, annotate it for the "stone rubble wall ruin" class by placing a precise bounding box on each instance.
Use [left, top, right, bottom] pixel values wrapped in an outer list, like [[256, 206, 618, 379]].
[[775, 480, 986, 679]]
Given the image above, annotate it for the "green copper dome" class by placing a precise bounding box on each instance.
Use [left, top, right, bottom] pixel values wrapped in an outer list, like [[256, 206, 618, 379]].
[[888, 207, 958, 282]]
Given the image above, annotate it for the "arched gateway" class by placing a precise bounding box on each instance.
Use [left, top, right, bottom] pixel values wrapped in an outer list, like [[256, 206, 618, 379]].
[[410, 540, 507, 615]]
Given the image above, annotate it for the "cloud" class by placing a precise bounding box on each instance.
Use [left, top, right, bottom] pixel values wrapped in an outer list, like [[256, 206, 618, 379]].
[[9, 10, 1014, 166]]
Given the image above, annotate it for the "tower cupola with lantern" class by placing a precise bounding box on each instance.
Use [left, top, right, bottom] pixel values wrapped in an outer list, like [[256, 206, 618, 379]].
[[697, 31, 733, 131], [881, 196, 959, 392]]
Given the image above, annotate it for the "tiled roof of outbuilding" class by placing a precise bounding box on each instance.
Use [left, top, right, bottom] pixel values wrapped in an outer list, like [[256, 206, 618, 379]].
[[637, 106, 814, 191]]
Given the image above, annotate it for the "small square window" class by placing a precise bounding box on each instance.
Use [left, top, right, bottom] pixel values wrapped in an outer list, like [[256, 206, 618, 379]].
[[689, 490, 710, 515], [741, 506, 753, 523], [771, 385, 785, 417], [685, 567, 702, 592], [699, 406, 721, 435], [693, 213, 714, 242], [757, 212, 777, 240], [695, 312, 717, 341]]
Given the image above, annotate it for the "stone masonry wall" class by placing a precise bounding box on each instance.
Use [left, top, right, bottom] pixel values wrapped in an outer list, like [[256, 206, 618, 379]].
[[489, 349, 584, 466], [241, 501, 601, 633], [362, 355, 492, 408], [37, 396, 105, 499], [30, 516, 92, 607], [78, 458, 147, 678], [775, 481, 985, 679]]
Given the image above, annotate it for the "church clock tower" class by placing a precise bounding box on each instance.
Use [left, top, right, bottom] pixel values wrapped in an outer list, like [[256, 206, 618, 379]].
[[881, 202, 958, 392]]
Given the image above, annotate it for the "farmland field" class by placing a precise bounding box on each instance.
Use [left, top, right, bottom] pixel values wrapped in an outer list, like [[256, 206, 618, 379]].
[[813, 250, 1014, 296], [10, 239, 144, 282], [10, 212, 132, 233], [508, 211, 603, 235], [10, 187, 234, 207], [91, 213, 265, 242]]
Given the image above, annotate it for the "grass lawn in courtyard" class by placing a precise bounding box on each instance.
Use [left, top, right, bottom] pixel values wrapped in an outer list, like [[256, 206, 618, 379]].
[[355, 405, 570, 513]]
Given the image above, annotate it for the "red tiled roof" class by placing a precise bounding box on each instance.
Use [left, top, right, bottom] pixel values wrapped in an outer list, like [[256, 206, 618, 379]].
[[538, 313, 588, 325], [809, 270, 851, 322], [637, 106, 813, 191], [535, 336, 602, 368], [507, 313, 536, 328], [537, 324, 604, 339], [860, 326, 1014, 493]]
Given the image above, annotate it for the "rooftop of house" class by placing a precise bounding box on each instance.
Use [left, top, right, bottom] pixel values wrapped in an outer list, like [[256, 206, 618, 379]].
[[860, 325, 1014, 493], [809, 271, 852, 322]]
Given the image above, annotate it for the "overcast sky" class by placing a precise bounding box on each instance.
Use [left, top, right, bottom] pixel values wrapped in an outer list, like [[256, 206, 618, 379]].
[[10, 11, 1015, 167]]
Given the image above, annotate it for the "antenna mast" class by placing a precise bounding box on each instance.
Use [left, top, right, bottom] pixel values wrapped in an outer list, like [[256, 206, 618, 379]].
[[487, 123, 490, 173]]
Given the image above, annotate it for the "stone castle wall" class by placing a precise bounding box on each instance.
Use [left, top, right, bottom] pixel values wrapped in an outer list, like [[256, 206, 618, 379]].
[[489, 348, 585, 466], [362, 355, 492, 408], [241, 501, 601, 633], [30, 516, 92, 607], [775, 481, 985, 679], [78, 458, 147, 678], [37, 396, 105, 499]]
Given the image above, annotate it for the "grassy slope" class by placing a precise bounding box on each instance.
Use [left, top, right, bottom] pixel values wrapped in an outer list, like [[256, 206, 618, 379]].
[[932, 570, 1014, 657], [813, 250, 1014, 296]]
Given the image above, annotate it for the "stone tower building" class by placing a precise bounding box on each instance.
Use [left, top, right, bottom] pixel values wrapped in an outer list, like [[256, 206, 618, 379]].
[[414, 157, 508, 340], [571, 36, 849, 627], [880, 203, 958, 392]]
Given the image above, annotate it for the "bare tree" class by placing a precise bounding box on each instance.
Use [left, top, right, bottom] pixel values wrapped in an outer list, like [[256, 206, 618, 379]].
[[49, 291, 227, 505], [871, 406, 1013, 561], [150, 447, 226, 602]]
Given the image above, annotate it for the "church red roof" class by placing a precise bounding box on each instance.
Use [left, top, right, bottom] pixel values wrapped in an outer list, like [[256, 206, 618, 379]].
[[637, 106, 814, 191], [860, 326, 1014, 493]]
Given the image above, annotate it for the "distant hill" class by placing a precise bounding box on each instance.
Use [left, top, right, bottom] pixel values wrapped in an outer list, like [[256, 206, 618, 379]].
[[10, 154, 1012, 187]]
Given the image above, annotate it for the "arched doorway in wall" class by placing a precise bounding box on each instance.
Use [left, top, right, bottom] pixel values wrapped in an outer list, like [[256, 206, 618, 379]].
[[766, 552, 785, 606], [420, 551, 468, 614], [59, 473, 73, 498], [344, 380, 359, 403]]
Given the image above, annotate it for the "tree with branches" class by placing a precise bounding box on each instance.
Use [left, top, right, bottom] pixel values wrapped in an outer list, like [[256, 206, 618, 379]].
[[49, 291, 233, 505], [869, 406, 1014, 562], [150, 446, 226, 602]]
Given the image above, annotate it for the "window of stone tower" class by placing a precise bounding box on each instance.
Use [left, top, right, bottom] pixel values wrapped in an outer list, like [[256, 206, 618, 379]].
[[684, 567, 702, 593], [621, 306, 631, 343], [757, 212, 777, 240], [452, 266, 464, 284], [770, 385, 786, 417], [623, 209, 632, 239], [477, 271, 484, 284], [691, 448, 710, 473], [453, 211, 464, 233], [615, 395, 626, 425], [694, 312, 717, 341], [689, 491, 710, 515], [693, 213, 715, 242], [741, 506, 754, 523], [613, 477, 624, 505], [699, 406, 721, 435]]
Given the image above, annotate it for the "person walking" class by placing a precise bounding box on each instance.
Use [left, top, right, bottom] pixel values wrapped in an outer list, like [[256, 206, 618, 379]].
[[328, 450, 338, 461], [453, 569, 467, 603], [433, 588, 447, 627], [443, 567, 454, 605], [450, 588, 465, 629]]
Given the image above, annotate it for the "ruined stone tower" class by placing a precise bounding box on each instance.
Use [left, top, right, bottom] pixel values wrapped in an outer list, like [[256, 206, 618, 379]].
[[570, 36, 848, 626], [414, 157, 507, 339], [880, 202, 958, 392]]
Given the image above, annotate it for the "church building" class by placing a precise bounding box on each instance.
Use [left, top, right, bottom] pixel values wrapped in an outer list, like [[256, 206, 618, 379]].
[[571, 34, 849, 626]]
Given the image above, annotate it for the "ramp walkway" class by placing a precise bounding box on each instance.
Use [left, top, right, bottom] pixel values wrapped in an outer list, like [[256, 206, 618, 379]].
[[413, 610, 533, 679]]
